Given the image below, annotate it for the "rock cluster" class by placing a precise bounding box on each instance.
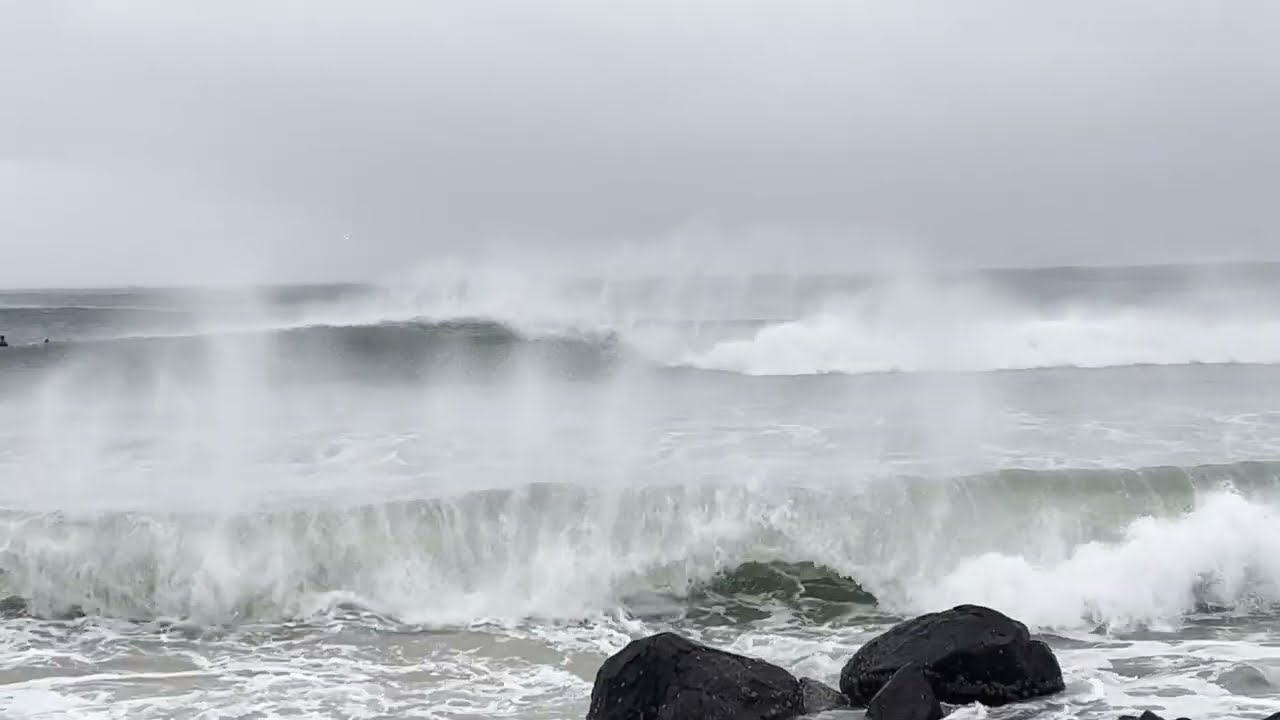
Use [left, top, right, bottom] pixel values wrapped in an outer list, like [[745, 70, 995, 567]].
[[585, 604, 1065, 720]]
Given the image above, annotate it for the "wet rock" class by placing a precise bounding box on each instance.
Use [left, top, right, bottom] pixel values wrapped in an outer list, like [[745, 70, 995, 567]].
[[0, 597, 87, 621], [799, 677, 848, 714], [866, 663, 942, 720], [1117, 712, 1169, 720], [840, 604, 1065, 706], [586, 631, 803, 720], [53, 604, 85, 621], [0, 595, 29, 618]]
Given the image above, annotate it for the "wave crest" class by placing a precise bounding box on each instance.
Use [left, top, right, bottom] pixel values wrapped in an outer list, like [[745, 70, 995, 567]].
[[2, 461, 1278, 630]]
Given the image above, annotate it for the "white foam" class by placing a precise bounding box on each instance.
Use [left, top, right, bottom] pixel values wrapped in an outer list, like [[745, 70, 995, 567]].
[[912, 491, 1280, 631], [681, 308, 1280, 375]]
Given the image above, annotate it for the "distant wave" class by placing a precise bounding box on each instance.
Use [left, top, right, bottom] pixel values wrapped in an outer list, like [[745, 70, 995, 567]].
[[3, 460, 1278, 630], [0, 318, 628, 382], [9, 280, 1280, 380], [7, 311, 1280, 382], [77, 317, 604, 346]]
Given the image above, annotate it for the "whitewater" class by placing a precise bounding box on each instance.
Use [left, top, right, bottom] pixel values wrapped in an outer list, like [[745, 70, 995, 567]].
[[3, 263, 1280, 719]]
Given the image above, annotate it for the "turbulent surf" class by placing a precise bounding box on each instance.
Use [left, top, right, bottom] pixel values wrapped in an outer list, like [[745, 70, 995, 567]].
[[3, 264, 1280, 719]]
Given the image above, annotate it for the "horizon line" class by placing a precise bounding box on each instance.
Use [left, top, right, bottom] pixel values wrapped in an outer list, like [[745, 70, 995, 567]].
[[3, 257, 1280, 294]]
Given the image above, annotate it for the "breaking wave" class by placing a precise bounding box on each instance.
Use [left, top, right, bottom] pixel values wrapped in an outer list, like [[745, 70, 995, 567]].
[[3, 461, 1279, 631], [7, 309, 1280, 382], [8, 265, 1280, 378], [678, 310, 1280, 375]]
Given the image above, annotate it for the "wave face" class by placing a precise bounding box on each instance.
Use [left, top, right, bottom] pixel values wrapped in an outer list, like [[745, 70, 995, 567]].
[[2, 462, 1278, 631], [0, 319, 624, 385]]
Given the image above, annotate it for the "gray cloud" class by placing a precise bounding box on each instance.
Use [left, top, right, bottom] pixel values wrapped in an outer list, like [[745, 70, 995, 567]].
[[2, 0, 1277, 287]]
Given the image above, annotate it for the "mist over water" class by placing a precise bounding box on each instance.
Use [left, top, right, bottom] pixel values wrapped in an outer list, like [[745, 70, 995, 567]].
[[3, 262, 1280, 718]]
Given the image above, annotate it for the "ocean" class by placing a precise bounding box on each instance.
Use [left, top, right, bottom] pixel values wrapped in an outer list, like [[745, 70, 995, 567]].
[[2, 263, 1280, 719]]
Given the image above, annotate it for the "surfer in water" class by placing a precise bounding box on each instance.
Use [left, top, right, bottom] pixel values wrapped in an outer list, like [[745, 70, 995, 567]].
[[0, 335, 7, 347]]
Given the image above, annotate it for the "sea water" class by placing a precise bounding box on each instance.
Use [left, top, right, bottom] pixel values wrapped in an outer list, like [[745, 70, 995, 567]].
[[2, 263, 1280, 719]]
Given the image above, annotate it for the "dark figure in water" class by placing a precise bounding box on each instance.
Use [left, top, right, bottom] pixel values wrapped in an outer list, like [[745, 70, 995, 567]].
[[0, 335, 7, 347]]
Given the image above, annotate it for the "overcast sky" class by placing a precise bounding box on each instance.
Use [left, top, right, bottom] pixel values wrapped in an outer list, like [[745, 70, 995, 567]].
[[1, 0, 1277, 287]]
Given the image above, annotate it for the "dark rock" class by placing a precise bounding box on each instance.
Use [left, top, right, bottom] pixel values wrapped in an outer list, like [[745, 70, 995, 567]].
[[586, 631, 803, 720], [799, 677, 848, 714], [0, 595, 29, 618], [840, 604, 1065, 707], [866, 663, 942, 720], [53, 605, 85, 621], [1263, 714, 1280, 720], [1117, 712, 1166, 720], [0, 597, 87, 622]]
